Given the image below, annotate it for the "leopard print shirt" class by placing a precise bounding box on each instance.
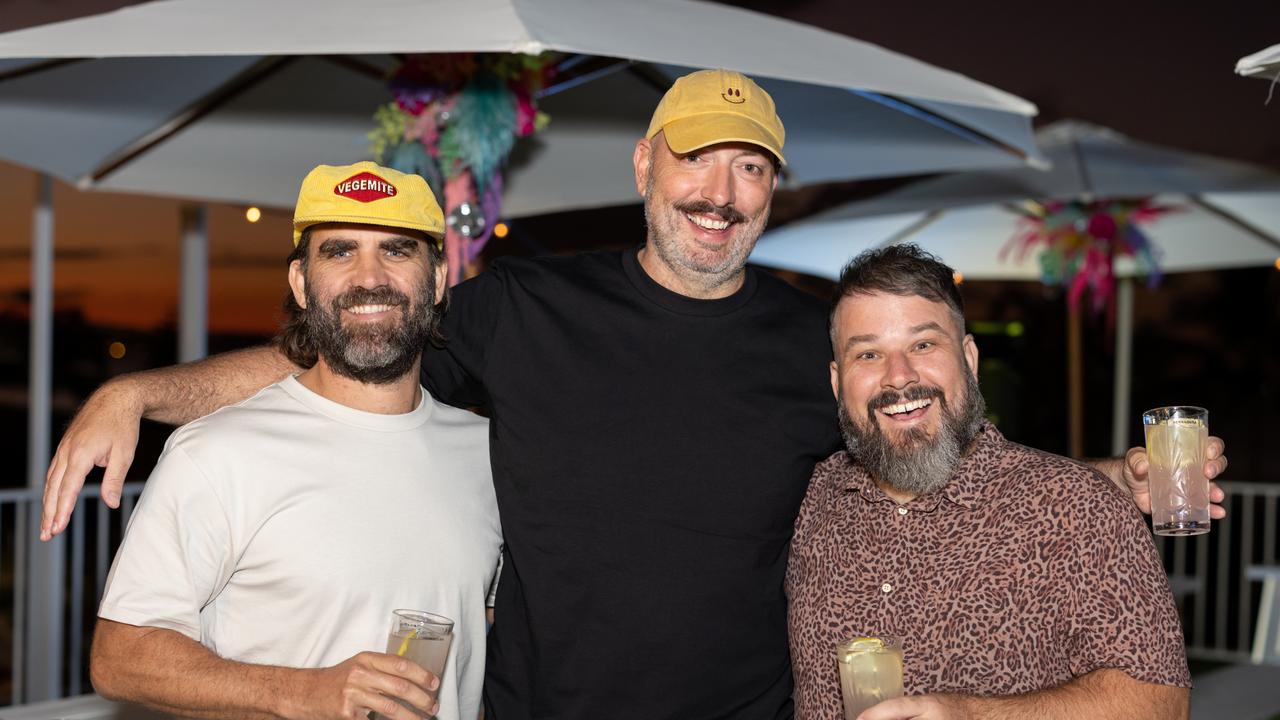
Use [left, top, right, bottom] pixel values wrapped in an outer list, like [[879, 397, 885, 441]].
[[785, 422, 1191, 719]]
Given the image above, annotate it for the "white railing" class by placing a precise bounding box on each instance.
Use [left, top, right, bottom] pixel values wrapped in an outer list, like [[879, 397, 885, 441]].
[[1159, 481, 1280, 664], [0, 482, 145, 706], [0, 480, 1275, 705]]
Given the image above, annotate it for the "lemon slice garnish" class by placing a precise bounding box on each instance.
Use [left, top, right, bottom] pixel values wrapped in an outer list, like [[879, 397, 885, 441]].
[[395, 628, 419, 657], [846, 637, 886, 653]]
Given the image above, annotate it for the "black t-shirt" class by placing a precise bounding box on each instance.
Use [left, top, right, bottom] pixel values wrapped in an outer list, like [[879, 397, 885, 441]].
[[422, 248, 840, 720]]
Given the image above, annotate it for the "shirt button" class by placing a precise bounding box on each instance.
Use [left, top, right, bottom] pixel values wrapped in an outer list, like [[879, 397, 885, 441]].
[[897, 507, 909, 516], [881, 582, 893, 593]]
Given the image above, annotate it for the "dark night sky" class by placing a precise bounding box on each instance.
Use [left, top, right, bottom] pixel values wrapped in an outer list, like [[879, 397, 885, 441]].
[[737, 0, 1280, 170]]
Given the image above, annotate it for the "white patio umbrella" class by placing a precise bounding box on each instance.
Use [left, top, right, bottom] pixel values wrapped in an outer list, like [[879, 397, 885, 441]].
[[751, 120, 1280, 455], [752, 120, 1280, 280], [0, 0, 1045, 213]]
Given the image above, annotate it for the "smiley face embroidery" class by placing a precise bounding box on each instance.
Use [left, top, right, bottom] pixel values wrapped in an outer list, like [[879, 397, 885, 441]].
[[721, 86, 745, 104]]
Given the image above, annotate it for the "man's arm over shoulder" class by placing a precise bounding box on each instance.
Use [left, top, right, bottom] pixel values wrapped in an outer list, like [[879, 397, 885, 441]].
[[42, 344, 298, 539], [91, 619, 440, 720], [859, 668, 1187, 720], [1087, 437, 1228, 517]]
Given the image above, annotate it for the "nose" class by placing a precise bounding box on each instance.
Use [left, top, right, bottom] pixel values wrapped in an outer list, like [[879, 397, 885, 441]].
[[881, 351, 919, 391], [351, 250, 392, 289], [700, 159, 735, 208]]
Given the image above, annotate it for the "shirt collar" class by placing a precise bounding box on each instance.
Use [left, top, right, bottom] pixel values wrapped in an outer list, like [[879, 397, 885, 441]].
[[837, 421, 1007, 511]]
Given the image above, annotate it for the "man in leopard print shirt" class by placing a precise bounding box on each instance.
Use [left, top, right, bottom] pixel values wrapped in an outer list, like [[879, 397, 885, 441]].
[[786, 244, 1191, 720]]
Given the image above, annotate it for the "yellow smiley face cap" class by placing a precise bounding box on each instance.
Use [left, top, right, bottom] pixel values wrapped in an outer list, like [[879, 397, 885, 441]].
[[292, 161, 445, 247], [646, 68, 785, 165]]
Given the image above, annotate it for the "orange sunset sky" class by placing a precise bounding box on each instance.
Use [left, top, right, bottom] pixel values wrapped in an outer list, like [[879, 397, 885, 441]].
[[0, 159, 295, 336]]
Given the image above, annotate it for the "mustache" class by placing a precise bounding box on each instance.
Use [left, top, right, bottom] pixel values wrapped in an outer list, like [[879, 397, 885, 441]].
[[332, 285, 409, 311], [674, 200, 747, 224], [866, 384, 945, 413]]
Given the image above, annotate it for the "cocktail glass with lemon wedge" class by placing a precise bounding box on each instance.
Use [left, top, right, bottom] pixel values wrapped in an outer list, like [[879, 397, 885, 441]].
[[373, 609, 453, 719], [835, 635, 903, 719]]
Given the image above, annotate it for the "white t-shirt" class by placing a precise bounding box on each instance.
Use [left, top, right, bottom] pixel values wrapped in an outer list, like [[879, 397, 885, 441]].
[[100, 376, 501, 720]]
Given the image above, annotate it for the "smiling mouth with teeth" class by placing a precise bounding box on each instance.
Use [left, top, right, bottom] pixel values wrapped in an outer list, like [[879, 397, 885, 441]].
[[346, 304, 398, 315], [880, 398, 934, 416], [686, 213, 732, 231]]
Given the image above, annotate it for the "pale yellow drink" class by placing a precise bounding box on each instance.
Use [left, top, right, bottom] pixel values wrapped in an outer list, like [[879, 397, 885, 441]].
[[836, 636, 903, 719], [1143, 407, 1210, 536], [372, 610, 453, 720], [386, 626, 452, 678]]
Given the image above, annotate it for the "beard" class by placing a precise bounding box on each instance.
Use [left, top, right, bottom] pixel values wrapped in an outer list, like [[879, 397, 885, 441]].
[[838, 368, 988, 497], [641, 168, 768, 286], [302, 274, 438, 385]]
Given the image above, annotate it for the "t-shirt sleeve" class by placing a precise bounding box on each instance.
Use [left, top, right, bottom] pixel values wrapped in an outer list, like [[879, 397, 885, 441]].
[[421, 264, 507, 409], [1065, 479, 1192, 687], [98, 445, 236, 640]]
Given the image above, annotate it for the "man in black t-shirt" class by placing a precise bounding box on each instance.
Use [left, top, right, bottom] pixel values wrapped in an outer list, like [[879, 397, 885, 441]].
[[423, 69, 838, 719], [42, 69, 1226, 720]]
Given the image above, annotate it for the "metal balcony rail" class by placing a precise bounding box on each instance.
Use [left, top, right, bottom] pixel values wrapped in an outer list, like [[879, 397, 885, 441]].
[[0, 480, 1275, 706], [0, 482, 145, 706]]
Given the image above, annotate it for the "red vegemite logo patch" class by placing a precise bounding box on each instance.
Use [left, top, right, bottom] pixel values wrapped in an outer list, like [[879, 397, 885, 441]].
[[334, 172, 398, 202]]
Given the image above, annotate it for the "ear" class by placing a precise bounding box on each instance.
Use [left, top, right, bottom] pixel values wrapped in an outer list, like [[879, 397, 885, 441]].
[[288, 259, 307, 309], [829, 360, 841, 402], [433, 258, 449, 304], [963, 333, 979, 380], [633, 137, 653, 196]]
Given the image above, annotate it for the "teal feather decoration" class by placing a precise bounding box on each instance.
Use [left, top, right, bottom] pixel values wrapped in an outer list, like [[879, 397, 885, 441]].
[[384, 140, 445, 197], [437, 72, 517, 194], [386, 141, 443, 197]]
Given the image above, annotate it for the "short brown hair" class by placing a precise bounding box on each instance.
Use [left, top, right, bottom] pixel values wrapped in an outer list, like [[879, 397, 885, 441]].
[[829, 244, 965, 350]]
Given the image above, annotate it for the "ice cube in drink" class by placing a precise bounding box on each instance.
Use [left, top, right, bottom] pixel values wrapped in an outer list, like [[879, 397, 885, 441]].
[[836, 636, 903, 720], [1143, 409, 1210, 536]]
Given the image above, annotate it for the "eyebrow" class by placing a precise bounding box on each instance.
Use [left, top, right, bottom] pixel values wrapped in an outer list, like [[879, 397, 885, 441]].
[[910, 321, 947, 334], [317, 238, 357, 254], [315, 236, 423, 255], [380, 236, 422, 253], [841, 322, 949, 351]]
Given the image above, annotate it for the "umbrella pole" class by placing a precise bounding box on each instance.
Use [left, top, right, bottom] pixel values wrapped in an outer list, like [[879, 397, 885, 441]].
[[179, 205, 208, 363], [1111, 278, 1135, 456], [26, 173, 63, 701], [1068, 303, 1084, 458]]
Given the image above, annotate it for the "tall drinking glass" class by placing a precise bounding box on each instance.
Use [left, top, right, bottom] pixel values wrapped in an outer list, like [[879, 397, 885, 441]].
[[1143, 406, 1210, 536], [373, 609, 453, 719], [836, 635, 903, 720]]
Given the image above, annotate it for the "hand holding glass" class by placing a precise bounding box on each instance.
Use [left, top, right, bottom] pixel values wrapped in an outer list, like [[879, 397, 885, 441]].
[[1143, 406, 1211, 536], [373, 609, 453, 719]]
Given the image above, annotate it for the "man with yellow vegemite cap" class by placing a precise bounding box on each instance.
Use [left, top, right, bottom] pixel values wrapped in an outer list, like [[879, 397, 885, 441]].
[[291, 160, 446, 247], [49, 68, 1222, 720], [88, 160, 500, 720]]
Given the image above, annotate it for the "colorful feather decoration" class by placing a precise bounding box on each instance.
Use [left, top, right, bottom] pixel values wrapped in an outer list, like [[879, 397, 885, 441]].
[[369, 53, 555, 284], [1003, 197, 1176, 313]]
